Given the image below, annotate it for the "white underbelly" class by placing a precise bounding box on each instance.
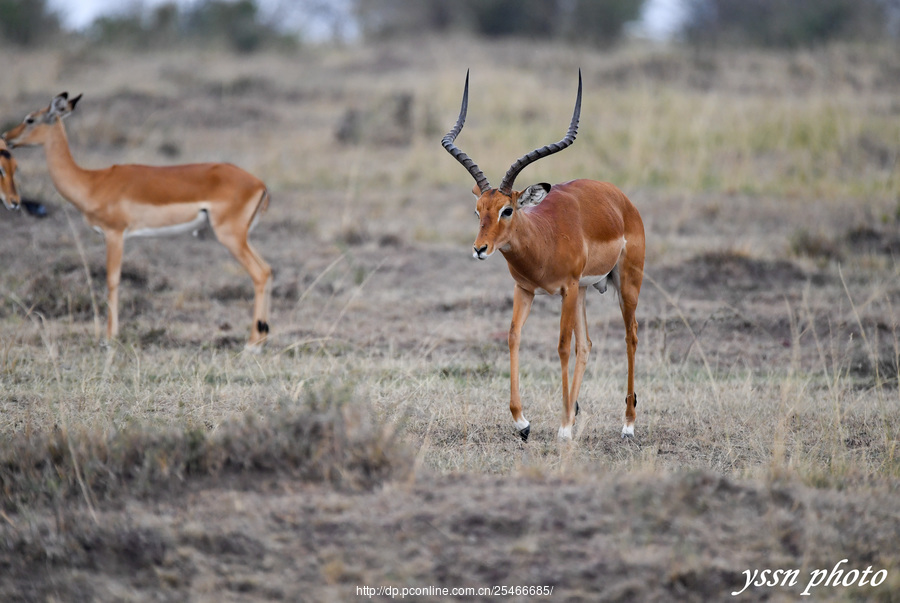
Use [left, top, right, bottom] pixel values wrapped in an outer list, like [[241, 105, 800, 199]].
[[125, 210, 209, 239]]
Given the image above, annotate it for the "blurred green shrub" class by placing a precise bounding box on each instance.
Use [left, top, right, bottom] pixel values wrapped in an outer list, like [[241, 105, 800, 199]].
[[683, 0, 889, 47], [88, 0, 294, 53], [0, 0, 60, 46], [184, 0, 268, 53], [353, 0, 644, 46]]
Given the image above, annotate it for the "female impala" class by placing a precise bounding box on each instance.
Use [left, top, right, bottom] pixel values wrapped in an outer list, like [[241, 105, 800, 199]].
[[0, 139, 21, 210], [442, 72, 645, 440], [3, 93, 272, 351]]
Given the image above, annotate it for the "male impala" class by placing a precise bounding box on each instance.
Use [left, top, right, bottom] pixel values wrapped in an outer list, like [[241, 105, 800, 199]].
[[0, 139, 21, 210], [442, 72, 645, 440], [3, 93, 272, 350]]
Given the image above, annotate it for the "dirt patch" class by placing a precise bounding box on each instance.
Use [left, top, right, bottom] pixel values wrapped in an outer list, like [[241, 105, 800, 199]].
[[2, 470, 898, 601], [844, 225, 900, 256], [657, 251, 811, 296]]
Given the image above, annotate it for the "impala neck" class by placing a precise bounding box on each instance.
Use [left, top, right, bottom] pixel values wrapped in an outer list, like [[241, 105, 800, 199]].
[[501, 211, 554, 273], [42, 119, 94, 210]]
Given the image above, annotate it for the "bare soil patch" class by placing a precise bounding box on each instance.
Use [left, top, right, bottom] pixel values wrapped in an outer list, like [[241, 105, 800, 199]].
[[3, 466, 899, 601]]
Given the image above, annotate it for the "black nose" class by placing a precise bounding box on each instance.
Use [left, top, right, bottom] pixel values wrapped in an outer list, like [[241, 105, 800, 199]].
[[475, 244, 487, 255]]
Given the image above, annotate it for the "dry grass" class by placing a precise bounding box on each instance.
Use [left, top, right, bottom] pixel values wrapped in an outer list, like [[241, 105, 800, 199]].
[[0, 37, 899, 599], [0, 383, 408, 513]]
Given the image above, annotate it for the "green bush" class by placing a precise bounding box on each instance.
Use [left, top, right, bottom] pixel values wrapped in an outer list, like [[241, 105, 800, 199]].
[[0, 0, 59, 46], [353, 0, 644, 46], [184, 0, 267, 53], [683, 0, 888, 47], [88, 0, 293, 53]]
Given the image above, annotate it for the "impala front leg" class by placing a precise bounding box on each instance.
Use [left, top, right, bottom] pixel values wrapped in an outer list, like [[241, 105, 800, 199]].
[[104, 230, 124, 341], [557, 282, 579, 439], [509, 285, 534, 441]]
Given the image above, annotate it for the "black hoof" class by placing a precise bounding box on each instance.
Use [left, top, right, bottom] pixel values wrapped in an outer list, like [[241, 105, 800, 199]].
[[519, 425, 530, 442], [22, 199, 48, 218], [575, 401, 580, 416]]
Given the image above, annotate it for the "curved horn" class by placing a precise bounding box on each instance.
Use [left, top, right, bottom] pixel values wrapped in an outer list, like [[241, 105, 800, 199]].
[[498, 70, 582, 196], [442, 70, 491, 194]]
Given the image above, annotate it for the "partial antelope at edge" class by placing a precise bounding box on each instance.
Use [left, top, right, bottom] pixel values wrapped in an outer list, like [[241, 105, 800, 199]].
[[2, 93, 273, 351]]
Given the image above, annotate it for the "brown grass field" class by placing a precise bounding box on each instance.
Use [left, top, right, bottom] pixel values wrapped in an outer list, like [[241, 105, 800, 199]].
[[1, 38, 899, 600]]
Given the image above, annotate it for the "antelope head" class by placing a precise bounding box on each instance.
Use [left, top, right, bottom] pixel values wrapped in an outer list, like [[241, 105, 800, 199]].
[[3, 92, 82, 148], [442, 70, 581, 260]]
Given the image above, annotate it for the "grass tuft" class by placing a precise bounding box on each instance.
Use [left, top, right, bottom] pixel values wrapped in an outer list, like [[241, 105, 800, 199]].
[[0, 384, 410, 512]]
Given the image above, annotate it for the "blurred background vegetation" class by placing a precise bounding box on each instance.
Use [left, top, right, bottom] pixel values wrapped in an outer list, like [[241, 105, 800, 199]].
[[1, 0, 899, 51], [0, 0, 60, 46]]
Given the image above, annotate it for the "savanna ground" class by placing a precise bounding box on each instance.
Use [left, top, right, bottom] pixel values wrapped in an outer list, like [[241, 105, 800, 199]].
[[0, 38, 899, 601]]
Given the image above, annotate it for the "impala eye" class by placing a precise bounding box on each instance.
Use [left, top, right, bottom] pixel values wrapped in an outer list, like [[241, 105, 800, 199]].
[[500, 206, 513, 218], [25, 117, 34, 125]]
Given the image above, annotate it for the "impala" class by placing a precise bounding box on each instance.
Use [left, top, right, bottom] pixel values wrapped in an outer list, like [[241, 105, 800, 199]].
[[442, 71, 645, 440], [0, 139, 21, 210], [3, 93, 272, 350]]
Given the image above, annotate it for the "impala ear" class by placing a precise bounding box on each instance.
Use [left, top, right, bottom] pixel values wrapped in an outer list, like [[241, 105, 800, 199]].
[[49, 92, 81, 119], [49, 93, 68, 116], [471, 183, 482, 198], [518, 183, 551, 208]]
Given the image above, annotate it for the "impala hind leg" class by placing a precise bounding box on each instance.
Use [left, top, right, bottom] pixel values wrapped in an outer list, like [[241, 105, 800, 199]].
[[509, 285, 534, 440], [616, 256, 643, 438], [557, 283, 580, 440], [561, 286, 591, 439], [212, 226, 272, 352]]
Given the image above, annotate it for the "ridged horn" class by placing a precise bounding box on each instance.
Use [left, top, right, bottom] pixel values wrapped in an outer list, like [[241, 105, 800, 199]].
[[442, 70, 491, 194], [498, 69, 582, 196]]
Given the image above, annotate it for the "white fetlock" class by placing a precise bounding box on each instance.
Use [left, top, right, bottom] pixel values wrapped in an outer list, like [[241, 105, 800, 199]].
[[558, 425, 573, 440], [621, 424, 634, 438], [514, 417, 531, 441]]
